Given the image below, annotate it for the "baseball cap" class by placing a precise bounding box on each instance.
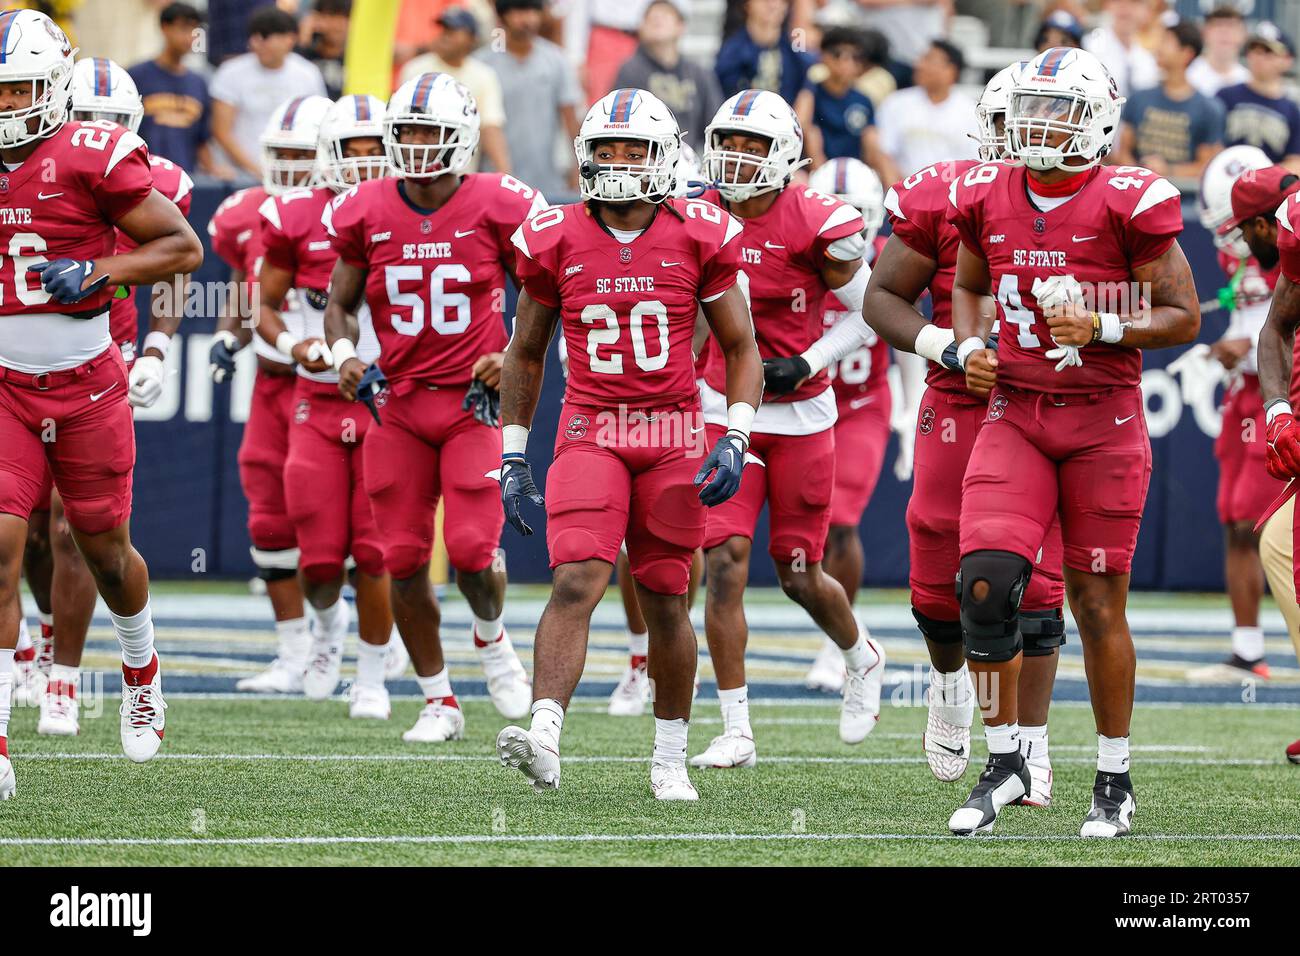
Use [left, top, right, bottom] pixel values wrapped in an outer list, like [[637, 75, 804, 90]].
[[1035, 11, 1084, 47], [1246, 20, 1294, 57], [438, 6, 479, 34], [1227, 165, 1300, 229]]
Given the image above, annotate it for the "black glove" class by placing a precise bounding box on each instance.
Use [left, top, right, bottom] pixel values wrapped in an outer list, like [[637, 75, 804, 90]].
[[940, 332, 999, 373], [28, 259, 110, 305], [462, 379, 501, 428], [762, 355, 811, 394], [694, 433, 747, 506], [500, 456, 544, 535], [209, 331, 240, 383], [356, 362, 389, 426]]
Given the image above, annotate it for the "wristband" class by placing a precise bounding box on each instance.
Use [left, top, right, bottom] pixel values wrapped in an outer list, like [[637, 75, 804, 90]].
[[914, 324, 955, 364], [1096, 311, 1126, 344], [1266, 400, 1293, 425], [275, 331, 299, 357], [956, 336, 985, 370], [142, 331, 171, 358], [330, 337, 358, 366], [726, 402, 756, 447], [502, 423, 530, 456]]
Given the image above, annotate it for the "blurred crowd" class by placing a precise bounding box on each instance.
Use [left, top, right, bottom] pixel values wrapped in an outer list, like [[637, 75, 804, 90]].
[[39, 0, 1300, 194]]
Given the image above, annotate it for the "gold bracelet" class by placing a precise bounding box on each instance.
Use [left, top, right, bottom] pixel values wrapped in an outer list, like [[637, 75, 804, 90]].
[[1090, 311, 1102, 343]]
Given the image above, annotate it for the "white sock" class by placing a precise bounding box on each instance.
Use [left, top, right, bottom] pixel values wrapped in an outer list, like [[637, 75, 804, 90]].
[[474, 613, 504, 644], [0, 648, 12, 741], [1230, 626, 1264, 661], [653, 716, 688, 765], [49, 663, 80, 694], [1020, 724, 1048, 764], [986, 722, 1020, 755], [355, 640, 387, 689], [415, 667, 453, 702], [530, 698, 564, 747], [314, 600, 347, 639], [1098, 733, 1130, 774], [718, 684, 751, 736], [930, 663, 974, 724], [628, 630, 648, 658], [275, 616, 311, 665], [110, 601, 156, 669], [15, 618, 31, 653], [842, 632, 880, 672]]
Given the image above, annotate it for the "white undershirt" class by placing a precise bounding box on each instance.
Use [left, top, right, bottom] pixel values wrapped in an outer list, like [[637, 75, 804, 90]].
[[608, 226, 644, 243], [1026, 183, 1085, 212], [297, 298, 380, 383]]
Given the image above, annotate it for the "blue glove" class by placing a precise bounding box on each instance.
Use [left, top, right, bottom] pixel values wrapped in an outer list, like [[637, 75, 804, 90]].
[[694, 433, 746, 506], [28, 259, 109, 305], [356, 362, 389, 426], [462, 379, 501, 428], [940, 332, 999, 374], [500, 455, 544, 535], [209, 331, 239, 383]]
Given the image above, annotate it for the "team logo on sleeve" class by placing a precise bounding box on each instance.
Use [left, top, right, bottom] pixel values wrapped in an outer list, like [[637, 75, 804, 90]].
[[294, 400, 311, 424], [918, 405, 936, 435], [987, 394, 1009, 422], [564, 414, 590, 440]]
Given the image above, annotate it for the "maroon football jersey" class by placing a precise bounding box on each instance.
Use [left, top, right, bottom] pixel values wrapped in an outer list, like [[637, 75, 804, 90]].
[[948, 162, 1183, 393], [110, 151, 194, 350], [513, 198, 742, 408], [884, 159, 978, 394], [260, 186, 334, 292], [208, 185, 268, 278], [327, 173, 545, 386], [823, 234, 889, 405], [699, 184, 864, 404], [0, 119, 152, 320], [1271, 193, 1300, 410]]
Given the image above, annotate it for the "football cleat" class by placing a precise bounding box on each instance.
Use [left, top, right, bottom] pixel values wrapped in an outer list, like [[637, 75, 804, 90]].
[[923, 709, 971, 782], [37, 682, 79, 736], [1286, 739, 1300, 765], [948, 751, 1030, 835], [689, 729, 757, 768], [35, 629, 53, 676], [608, 658, 651, 716], [1186, 654, 1270, 683], [839, 639, 885, 744], [302, 606, 348, 701], [235, 658, 305, 694], [402, 701, 464, 742], [12, 654, 46, 707], [650, 760, 699, 801], [1019, 754, 1053, 807], [475, 629, 531, 719], [383, 637, 410, 680], [120, 657, 167, 763], [805, 636, 846, 693], [496, 725, 560, 792], [348, 683, 391, 720], [1080, 771, 1136, 838], [0, 754, 14, 801]]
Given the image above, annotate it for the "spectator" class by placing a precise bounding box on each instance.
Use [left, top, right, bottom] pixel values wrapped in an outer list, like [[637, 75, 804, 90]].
[[958, 0, 1047, 50], [297, 0, 350, 98], [209, 5, 327, 182], [795, 27, 883, 170], [559, 0, 652, 106], [873, 39, 977, 184], [393, 0, 497, 74], [72, 0, 163, 66], [130, 3, 232, 181], [478, 0, 583, 197], [853, 28, 897, 109], [400, 7, 512, 173], [612, 0, 723, 151], [854, 0, 948, 69], [206, 0, 264, 66], [715, 0, 813, 105], [1116, 19, 1223, 179], [1218, 23, 1300, 171], [1083, 0, 1159, 97], [1187, 6, 1250, 98], [1034, 9, 1084, 52]]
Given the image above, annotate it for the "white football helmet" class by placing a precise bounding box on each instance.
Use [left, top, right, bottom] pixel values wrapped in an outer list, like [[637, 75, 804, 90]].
[[809, 158, 884, 243], [319, 94, 388, 191], [260, 94, 332, 195], [975, 61, 1026, 162], [1199, 145, 1272, 258], [0, 9, 76, 148], [703, 89, 808, 202], [384, 72, 479, 179], [673, 141, 702, 198], [1006, 47, 1124, 172], [70, 57, 143, 134], [575, 88, 680, 203]]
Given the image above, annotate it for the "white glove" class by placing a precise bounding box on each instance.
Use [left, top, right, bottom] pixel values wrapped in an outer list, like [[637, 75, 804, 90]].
[[1044, 343, 1084, 372], [892, 416, 916, 482], [1031, 274, 1085, 312], [304, 340, 334, 368], [128, 355, 165, 408]]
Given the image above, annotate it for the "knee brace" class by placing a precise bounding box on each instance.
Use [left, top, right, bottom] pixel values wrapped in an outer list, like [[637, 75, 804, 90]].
[[911, 606, 962, 645], [956, 550, 1032, 663], [251, 546, 300, 583], [1020, 607, 1066, 656]]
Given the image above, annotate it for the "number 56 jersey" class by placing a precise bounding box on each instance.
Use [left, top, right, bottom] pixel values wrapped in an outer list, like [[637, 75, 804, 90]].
[[512, 198, 743, 408], [947, 161, 1183, 392]]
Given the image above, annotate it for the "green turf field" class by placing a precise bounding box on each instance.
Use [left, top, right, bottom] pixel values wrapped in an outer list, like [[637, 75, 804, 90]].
[[3, 696, 1298, 866]]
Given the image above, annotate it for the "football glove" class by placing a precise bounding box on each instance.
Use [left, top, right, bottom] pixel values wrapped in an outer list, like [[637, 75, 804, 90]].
[[209, 330, 240, 383], [462, 378, 501, 428], [28, 259, 110, 305], [763, 355, 811, 395], [694, 433, 747, 506], [1045, 341, 1083, 372], [356, 362, 389, 426], [128, 355, 165, 408], [1032, 273, 1085, 313], [500, 456, 545, 536], [1267, 412, 1300, 480]]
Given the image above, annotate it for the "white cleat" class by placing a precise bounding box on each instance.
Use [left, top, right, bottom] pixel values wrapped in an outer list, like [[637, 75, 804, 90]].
[[402, 701, 465, 742], [651, 760, 699, 800], [348, 683, 391, 720], [476, 630, 531, 720], [689, 729, 757, 768], [120, 659, 167, 763], [235, 658, 305, 694], [1080, 773, 1135, 838], [608, 659, 651, 716], [37, 684, 80, 736], [1020, 757, 1053, 807], [840, 639, 886, 744], [923, 709, 971, 782], [496, 725, 560, 792], [948, 754, 1030, 835], [12, 656, 45, 707], [383, 638, 410, 680], [0, 755, 14, 800], [805, 636, 846, 693]]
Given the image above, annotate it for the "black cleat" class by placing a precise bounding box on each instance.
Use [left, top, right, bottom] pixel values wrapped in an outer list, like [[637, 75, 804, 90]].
[[1080, 770, 1136, 838], [947, 750, 1030, 835]]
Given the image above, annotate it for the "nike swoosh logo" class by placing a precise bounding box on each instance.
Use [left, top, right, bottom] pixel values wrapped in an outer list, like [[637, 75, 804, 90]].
[[933, 742, 965, 756], [454, 229, 475, 238], [764, 241, 784, 250], [37, 192, 63, 200], [690, 425, 705, 434], [89, 383, 117, 402], [1072, 235, 1097, 242], [1114, 414, 1136, 426], [849, 395, 874, 409], [661, 260, 682, 267]]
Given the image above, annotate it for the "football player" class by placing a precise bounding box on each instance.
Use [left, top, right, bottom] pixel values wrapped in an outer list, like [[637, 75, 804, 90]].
[[323, 73, 536, 742], [947, 48, 1199, 836], [209, 96, 328, 695], [688, 90, 885, 770], [864, 63, 1066, 801], [253, 94, 400, 717], [495, 88, 761, 800], [0, 10, 205, 797]]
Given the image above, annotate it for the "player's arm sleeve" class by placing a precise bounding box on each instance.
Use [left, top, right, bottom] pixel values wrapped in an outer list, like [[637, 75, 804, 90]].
[[492, 179, 549, 250], [1124, 177, 1183, 267], [258, 197, 296, 272], [884, 184, 940, 260], [92, 129, 156, 222], [511, 224, 561, 308], [699, 215, 744, 301], [323, 190, 368, 268]]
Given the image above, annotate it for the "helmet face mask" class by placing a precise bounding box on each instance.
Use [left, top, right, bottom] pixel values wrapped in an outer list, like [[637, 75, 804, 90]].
[[319, 94, 388, 191], [0, 12, 76, 149], [259, 94, 333, 195], [383, 73, 480, 181], [575, 89, 680, 204], [1005, 48, 1122, 173], [703, 90, 807, 202]]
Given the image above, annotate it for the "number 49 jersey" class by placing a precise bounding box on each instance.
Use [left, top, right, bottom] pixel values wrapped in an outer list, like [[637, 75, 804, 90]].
[[947, 161, 1183, 392], [512, 198, 743, 408]]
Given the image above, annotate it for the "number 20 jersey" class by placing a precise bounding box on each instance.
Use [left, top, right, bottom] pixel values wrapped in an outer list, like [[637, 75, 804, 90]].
[[946, 161, 1183, 392], [512, 198, 743, 408]]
